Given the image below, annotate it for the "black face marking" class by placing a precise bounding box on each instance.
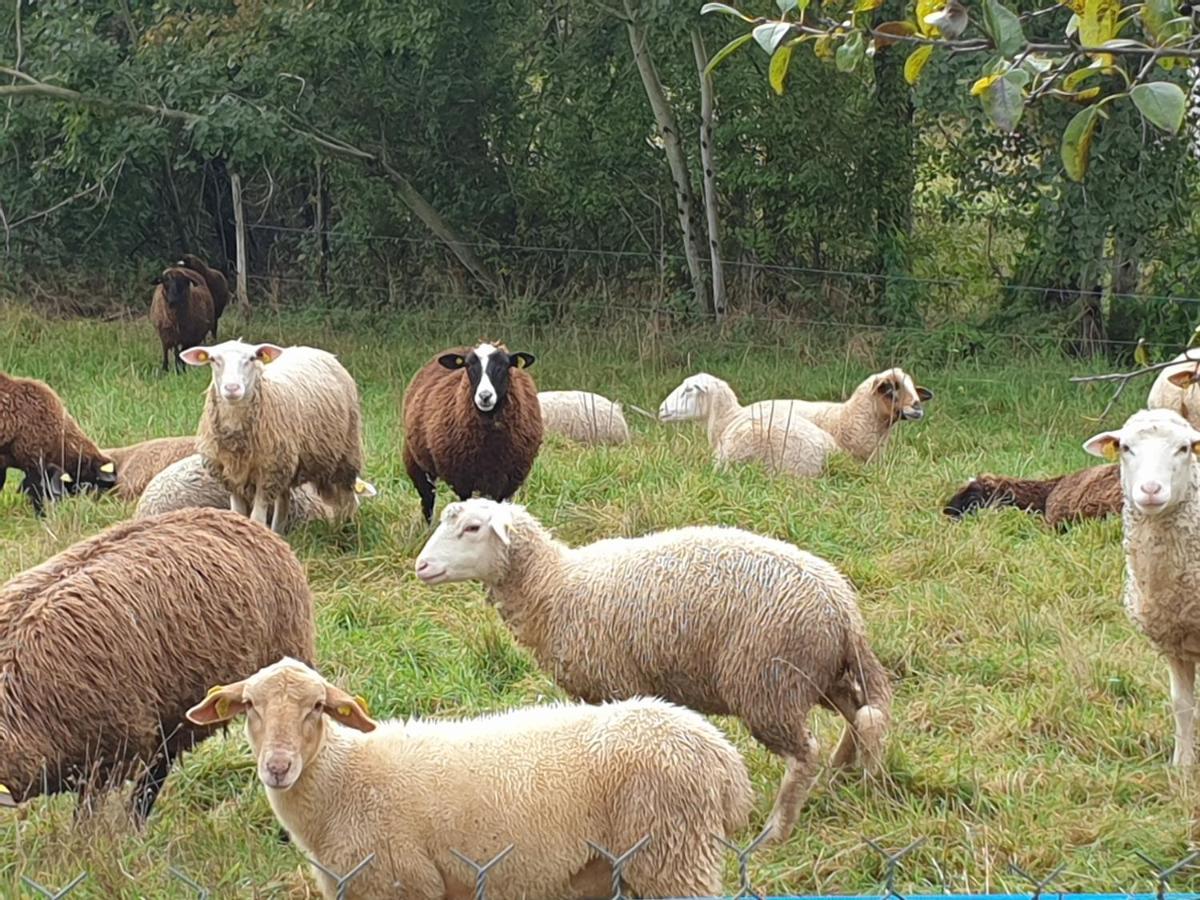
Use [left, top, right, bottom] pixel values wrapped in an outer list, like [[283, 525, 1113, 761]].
[[165, 272, 191, 307]]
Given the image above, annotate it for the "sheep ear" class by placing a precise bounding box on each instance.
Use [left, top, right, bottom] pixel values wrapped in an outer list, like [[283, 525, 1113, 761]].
[[354, 478, 378, 498], [59, 471, 73, 484], [323, 684, 377, 733], [917, 386, 933, 401], [179, 347, 212, 366], [1083, 431, 1121, 461], [186, 682, 250, 725], [489, 513, 511, 546], [438, 353, 467, 370], [254, 344, 284, 364], [509, 352, 535, 369], [150, 275, 163, 286], [1169, 370, 1200, 388]]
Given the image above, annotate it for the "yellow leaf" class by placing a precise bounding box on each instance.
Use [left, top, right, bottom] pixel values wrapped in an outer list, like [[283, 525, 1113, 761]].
[[814, 34, 835, 59], [1057, 0, 1084, 13], [970, 73, 1003, 95], [1079, 0, 1119, 50], [916, 0, 944, 34], [904, 45, 934, 84]]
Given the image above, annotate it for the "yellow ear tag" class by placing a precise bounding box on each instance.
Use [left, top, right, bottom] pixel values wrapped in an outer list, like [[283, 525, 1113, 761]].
[[354, 695, 370, 714], [455, 356, 465, 366], [1102, 443, 1118, 462], [196, 350, 209, 363], [205, 684, 224, 697], [336, 705, 352, 717], [215, 698, 231, 718], [354, 479, 366, 494], [0, 784, 10, 795], [60, 472, 73, 484], [99, 462, 115, 474], [515, 357, 526, 368]]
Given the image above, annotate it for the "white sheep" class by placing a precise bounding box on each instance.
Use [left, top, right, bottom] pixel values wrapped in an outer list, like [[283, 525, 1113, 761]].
[[415, 498, 892, 843], [537, 390, 631, 445], [187, 657, 751, 900], [180, 341, 365, 534], [135, 453, 376, 531], [1147, 351, 1200, 428], [1084, 408, 1200, 765], [658, 372, 840, 478]]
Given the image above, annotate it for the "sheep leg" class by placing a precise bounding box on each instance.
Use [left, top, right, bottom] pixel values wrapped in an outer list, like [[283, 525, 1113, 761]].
[[1169, 657, 1196, 766], [230, 493, 250, 516], [250, 489, 273, 527], [173, 345, 186, 374], [160, 344, 170, 374], [129, 752, 173, 826], [271, 492, 291, 536], [763, 734, 820, 845], [404, 446, 437, 523]]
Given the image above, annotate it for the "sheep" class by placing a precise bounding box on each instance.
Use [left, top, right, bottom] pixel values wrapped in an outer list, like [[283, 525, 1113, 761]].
[[1147, 352, 1200, 429], [942, 463, 1122, 528], [180, 340, 365, 535], [187, 657, 751, 900], [18, 462, 73, 517], [0, 508, 315, 823], [177, 253, 230, 336], [0, 371, 116, 507], [150, 266, 215, 374], [659, 372, 841, 478], [403, 342, 543, 522], [1084, 408, 1200, 766], [415, 498, 892, 843], [103, 435, 198, 501], [135, 453, 377, 531], [780, 368, 933, 461], [537, 390, 631, 445]]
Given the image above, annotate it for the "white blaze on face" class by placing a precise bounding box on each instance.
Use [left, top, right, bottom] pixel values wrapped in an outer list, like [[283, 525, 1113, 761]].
[[473, 343, 499, 412], [658, 374, 713, 422]]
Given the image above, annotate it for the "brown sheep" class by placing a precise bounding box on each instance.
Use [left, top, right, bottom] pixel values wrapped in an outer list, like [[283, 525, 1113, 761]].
[[178, 253, 230, 335], [103, 435, 198, 501], [150, 267, 215, 374], [0, 507, 315, 824], [943, 463, 1121, 528], [0, 371, 116, 509], [402, 341, 543, 522]]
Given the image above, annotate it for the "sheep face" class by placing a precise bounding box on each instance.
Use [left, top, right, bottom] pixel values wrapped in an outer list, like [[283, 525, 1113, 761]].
[[438, 343, 535, 414], [658, 373, 724, 422], [871, 369, 932, 423], [20, 463, 73, 515], [186, 657, 375, 791], [1085, 409, 1200, 516], [181, 341, 285, 403], [163, 270, 193, 308], [415, 498, 515, 584]]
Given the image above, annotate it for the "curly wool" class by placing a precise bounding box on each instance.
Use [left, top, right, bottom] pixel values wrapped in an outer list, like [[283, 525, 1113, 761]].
[[104, 435, 198, 501], [179, 254, 230, 332], [943, 465, 1120, 528], [537, 390, 630, 445], [1148, 352, 1200, 428], [0, 508, 314, 815]]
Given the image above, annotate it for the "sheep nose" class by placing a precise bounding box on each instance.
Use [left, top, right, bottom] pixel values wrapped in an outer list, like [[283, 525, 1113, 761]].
[[1142, 480, 1163, 496], [222, 384, 244, 399], [415, 560, 430, 576], [478, 390, 494, 404], [264, 753, 293, 783]]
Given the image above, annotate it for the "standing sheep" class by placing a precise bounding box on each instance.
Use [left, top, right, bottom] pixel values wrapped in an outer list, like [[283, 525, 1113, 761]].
[[103, 435, 198, 501], [659, 373, 840, 478], [415, 498, 892, 843], [1148, 353, 1200, 428], [538, 390, 631, 445], [188, 658, 751, 900], [0, 508, 315, 823], [0, 371, 116, 508], [178, 253, 230, 335], [150, 267, 216, 374], [18, 463, 73, 516], [403, 342, 543, 522], [181, 340, 365, 535], [943, 463, 1122, 528], [1084, 409, 1200, 765]]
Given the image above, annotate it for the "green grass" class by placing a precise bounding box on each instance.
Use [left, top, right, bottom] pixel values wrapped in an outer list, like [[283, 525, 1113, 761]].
[[1, 301, 1197, 898]]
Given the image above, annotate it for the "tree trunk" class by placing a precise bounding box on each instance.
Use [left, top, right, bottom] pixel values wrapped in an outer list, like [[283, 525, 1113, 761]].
[[622, 0, 711, 317], [690, 27, 726, 320], [230, 170, 249, 309], [313, 160, 329, 298]]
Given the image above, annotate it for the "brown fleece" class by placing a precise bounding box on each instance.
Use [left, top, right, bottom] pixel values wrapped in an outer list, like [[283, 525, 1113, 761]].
[[150, 267, 215, 373], [105, 435, 198, 501], [179, 253, 230, 332], [1044, 463, 1122, 527], [0, 507, 315, 822]]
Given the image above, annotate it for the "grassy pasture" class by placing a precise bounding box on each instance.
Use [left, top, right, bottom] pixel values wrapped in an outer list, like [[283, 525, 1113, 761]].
[[1, 301, 1197, 898]]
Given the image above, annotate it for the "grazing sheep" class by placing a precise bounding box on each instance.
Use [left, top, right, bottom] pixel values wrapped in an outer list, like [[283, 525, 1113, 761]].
[[0, 508, 315, 823], [1084, 409, 1200, 765], [782, 368, 933, 461], [943, 464, 1121, 528], [188, 658, 751, 900], [135, 453, 376, 531], [0, 371, 116, 507], [150, 267, 216, 374], [403, 342, 543, 522], [538, 390, 631, 445], [415, 498, 891, 843], [181, 340, 365, 535], [659, 373, 840, 478], [18, 463, 73, 517], [178, 253, 230, 335], [104, 435, 198, 501]]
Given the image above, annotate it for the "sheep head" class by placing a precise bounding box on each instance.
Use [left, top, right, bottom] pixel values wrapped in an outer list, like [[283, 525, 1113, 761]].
[[1085, 408, 1200, 516], [415, 498, 517, 585], [658, 373, 727, 422], [438, 342, 535, 414], [180, 340, 285, 404]]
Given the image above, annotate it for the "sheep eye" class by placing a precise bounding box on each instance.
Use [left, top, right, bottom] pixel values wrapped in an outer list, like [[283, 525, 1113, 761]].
[[1119, 444, 1131, 454], [463, 524, 481, 534], [1179, 445, 1190, 455]]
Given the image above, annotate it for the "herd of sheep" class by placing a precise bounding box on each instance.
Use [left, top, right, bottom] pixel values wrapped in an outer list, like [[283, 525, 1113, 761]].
[[2, 265, 1200, 898]]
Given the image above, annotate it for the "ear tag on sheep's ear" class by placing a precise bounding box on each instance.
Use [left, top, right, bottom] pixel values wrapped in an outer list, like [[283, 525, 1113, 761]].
[[99, 462, 115, 474], [205, 683, 225, 697], [1101, 443, 1119, 462], [195, 350, 210, 364], [215, 697, 232, 718], [354, 695, 370, 714], [0, 784, 14, 809], [59, 472, 73, 484]]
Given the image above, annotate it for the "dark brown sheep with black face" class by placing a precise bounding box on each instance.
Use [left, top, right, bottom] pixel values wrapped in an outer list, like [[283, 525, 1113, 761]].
[[178, 253, 230, 335], [943, 463, 1121, 528], [0, 371, 116, 510], [150, 266, 215, 374], [0, 507, 315, 824], [402, 341, 543, 522]]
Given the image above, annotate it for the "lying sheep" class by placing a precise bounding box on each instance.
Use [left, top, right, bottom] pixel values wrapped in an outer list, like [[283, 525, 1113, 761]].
[[538, 390, 631, 445], [943, 463, 1121, 528], [104, 435, 198, 501], [659, 373, 840, 478], [0, 371, 116, 509], [403, 342, 543, 522], [178, 253, 230, 335], [150, 266, 215, 374], [0, 508, 315, 823], [181, 340, 365, 535], [1084, 409, 1200, 765], [135, 453, 376, 531], [416, 498, 891, 843], [1148, 353, 1200, 429], [188, 658, 751, 900]]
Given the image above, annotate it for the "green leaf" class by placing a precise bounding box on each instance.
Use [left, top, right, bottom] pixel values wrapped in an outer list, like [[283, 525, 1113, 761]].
[[1130, 81, 1187, 133], [904, 44, 934, 83], [704, 32, 755, 74], [982, 0, 1027, 57], [835, 31, 866, 71], [1062, 63, 1105, 91], [1061, 105, 1102, 181], [701, 2, 755, 21], [1142, 0, 1191, 67], [769, 43, 795, 94], [752, 22, 794, 53], [979, 69, 1025, 131], [855, 0, 885, 11], [776, 0, 799, 12]]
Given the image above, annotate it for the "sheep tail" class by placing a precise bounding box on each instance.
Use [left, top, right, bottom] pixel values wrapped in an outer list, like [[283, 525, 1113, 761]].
[[845, 629, 892, 774]]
